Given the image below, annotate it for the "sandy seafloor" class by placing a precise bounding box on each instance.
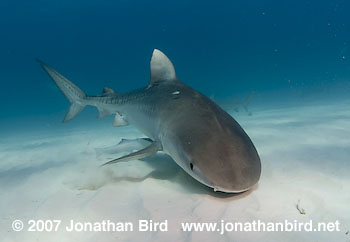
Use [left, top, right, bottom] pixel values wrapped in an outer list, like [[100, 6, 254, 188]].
[[1, 100, 350, 242]]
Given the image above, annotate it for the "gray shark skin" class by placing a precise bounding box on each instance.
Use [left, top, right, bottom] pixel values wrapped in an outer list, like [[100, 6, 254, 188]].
[[38, 49, 261, 193]]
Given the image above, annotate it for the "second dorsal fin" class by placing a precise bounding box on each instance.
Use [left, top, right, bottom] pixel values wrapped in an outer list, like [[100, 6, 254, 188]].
[[99, 87, 116, 96]]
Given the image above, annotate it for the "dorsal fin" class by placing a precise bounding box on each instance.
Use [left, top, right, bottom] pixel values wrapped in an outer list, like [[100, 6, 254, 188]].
[[102, 87, 116, 94], [98, 87, 116, 96], [150, 49, 177, 86]]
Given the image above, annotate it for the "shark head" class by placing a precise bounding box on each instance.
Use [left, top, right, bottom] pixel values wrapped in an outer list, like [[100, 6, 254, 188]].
[[185, 131, 261, 193], [169, 112, 261, 193]]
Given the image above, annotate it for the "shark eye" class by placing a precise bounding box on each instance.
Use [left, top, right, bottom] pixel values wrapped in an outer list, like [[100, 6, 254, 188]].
[[190, 163, 194, 171]]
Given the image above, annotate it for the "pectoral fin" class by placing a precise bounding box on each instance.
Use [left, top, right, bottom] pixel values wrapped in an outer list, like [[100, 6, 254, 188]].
[[95, 138, 153, 158], [100, 141, 162, 166]]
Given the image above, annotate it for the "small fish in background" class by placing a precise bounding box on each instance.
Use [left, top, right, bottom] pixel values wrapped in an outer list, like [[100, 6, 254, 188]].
[[216, 91, 256, 116], [231, 91, 256, 116]]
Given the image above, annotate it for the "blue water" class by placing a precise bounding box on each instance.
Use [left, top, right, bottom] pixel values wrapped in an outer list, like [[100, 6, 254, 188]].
[[1, 0, 350, 130], [1, 2, 350, 241]]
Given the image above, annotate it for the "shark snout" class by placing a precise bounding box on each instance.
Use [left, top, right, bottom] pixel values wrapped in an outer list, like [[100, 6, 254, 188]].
[[186, 138, 261, 193], [197, 156, 261, 193], [215, 158, 261, 193]]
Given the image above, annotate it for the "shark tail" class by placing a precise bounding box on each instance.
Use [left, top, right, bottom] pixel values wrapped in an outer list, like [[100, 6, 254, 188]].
[[37, 59, 87, 122]]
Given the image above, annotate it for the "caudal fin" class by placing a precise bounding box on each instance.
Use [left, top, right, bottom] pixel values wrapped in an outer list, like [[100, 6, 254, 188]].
[[37, 59, 86, 122]]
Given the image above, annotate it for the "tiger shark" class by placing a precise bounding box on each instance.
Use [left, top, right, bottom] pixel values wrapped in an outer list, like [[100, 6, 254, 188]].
[[37, 49, 261, 193]]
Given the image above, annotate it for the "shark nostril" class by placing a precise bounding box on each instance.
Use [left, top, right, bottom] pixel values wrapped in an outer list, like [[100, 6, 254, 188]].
[[190, 163, 194, 171]]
